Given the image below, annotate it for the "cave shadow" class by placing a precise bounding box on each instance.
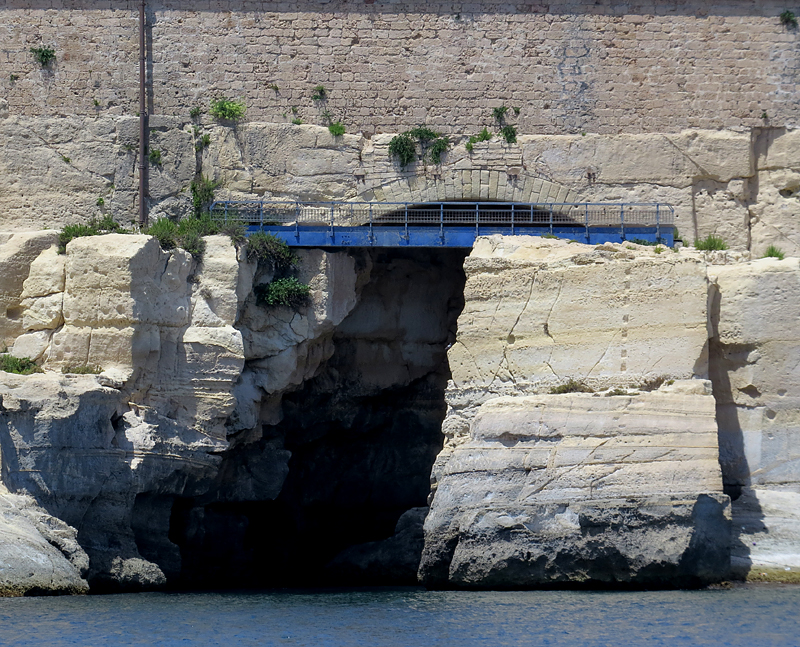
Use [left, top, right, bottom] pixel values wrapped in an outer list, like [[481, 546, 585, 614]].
[[707, 282, 766, 580]]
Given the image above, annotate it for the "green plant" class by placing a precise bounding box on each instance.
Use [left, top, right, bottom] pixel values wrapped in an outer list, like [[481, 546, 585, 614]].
[[764, 244, 786, 260], [93, 99, 100, 107], [291, 106, 299, 114], [58, 215, 125, 253], [0, 355, 42, 375], [96, 197, 105, 207], [762, 111, 769, 120], [268, 83, 279, 92], [780, 10, 798, 28], [388, 133, 417, 168], [61, 364, 103, 375], [549, 379, 593, 394], [209, 97, 246, 121], [513, 106, 521, 115], [144, 217, 178, 250], [311, 85, 327, 101], [30, 47, 55, 67], [195, 134, 211, 151], [61, 155, 71, 164], [149, 149, 162, 165], [694, 234, 728, 251], [291, 118, 303, 125], [328, 121, 346, 136], [606, 388, 629, 396], [541, 233, 559, 239], [246, 232, 299, 270], [500, 124, 517, 144], [629, 238, 658, 246], [428, 136, 449, 164], [10, 74, 19, 82], [654, 245, 664, 254], [190, 175, 218, 216], [493, 106, 509, 122], [218, 220, 246, 246], [190, 106, 201, 119], [466, 127, 493, 152], [255, 277, 311, 308]]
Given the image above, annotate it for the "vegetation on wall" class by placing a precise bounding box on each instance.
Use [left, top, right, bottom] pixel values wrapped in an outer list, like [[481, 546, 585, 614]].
[[388, 127, 450, 168], [209, 98, 246, 122], [191, 175, 218, 216], [465, 127, 493, 153], [246, 232, 298, 270], [780, 10, 798, 28], [30, 47, 55, 67]]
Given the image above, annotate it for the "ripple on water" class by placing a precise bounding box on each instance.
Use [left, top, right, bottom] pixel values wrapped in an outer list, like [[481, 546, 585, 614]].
[[0, 586, 798, 647]]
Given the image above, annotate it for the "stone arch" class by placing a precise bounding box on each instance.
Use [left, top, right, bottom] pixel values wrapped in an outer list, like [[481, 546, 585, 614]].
[[352, 169, 580, 205]]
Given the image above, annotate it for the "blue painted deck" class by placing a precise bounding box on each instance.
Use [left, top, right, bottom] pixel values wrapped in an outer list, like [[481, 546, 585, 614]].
[[211, 200, 676, 248], [247, 225, 673, 248]]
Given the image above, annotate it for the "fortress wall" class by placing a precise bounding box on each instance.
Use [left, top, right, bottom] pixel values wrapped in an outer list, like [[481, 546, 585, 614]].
[[1, 1, 799, 134]]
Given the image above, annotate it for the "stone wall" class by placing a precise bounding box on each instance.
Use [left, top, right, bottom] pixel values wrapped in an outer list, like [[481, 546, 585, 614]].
[[2, 1, 799, 134], [2, 115, 800, 258]]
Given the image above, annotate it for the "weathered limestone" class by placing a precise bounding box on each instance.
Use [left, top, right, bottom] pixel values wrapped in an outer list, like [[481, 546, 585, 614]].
[[0, 491, 89, 596], [443, 236, 710, 447], [0, 231, 59, 348], [710, 257, 800, 580], [420, 383, 730, 588]]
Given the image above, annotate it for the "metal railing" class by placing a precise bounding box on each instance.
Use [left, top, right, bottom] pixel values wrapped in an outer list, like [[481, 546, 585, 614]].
[[209, 200, 675, 240]]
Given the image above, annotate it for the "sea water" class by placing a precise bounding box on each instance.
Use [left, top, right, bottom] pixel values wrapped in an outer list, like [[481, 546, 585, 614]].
[[0, 586, 797, 647]]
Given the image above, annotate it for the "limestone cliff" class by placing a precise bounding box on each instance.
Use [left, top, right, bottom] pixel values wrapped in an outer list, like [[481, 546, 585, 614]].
[[0, 233, 798, 593]]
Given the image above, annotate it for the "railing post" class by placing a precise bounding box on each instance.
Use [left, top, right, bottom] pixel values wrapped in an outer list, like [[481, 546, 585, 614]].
[[440, 202, 445, 245], [330, 203, 335, 242], [224, 201, 228, 223], [511, 203, 515, 236], [295, 202, 300, 241], [530, 204, 534, 224], [259, 201, 263, 231], [403, 203, 409, 242], [620, 203, 625, 241], [585, 203, 590, 244], [656, 204, 661, 243], [549, 204, 553, 235], [475, 203, 480, 238], [369, 203, 374, 244]]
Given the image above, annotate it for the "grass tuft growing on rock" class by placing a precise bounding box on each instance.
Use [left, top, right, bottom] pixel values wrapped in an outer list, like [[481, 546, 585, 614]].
[[254, 277, 310, 308], [549, 379, 593, 394], [0, 355, 42, 375], [58, 215, 126, 254], [764, 245, 785, 260], [694, 234, 728, 251], [209, 98, 246, 122]]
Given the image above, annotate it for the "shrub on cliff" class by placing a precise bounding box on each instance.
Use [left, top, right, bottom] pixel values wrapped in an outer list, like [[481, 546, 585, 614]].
[[254, 277, 310, 308], [0, 355, 42, 375], [246, 232, 298, 271], [694, 234, 728, 251], [549, 379, 593, 394], [58, 215, 126, 254]]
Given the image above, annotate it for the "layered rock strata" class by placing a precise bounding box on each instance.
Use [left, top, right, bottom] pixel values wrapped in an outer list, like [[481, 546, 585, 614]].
[[420, 383, 730, 588], [422, 236, 738, 588]]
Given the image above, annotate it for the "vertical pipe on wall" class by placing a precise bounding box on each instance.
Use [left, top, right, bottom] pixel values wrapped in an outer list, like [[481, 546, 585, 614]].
[[138, 0, 148, 227]]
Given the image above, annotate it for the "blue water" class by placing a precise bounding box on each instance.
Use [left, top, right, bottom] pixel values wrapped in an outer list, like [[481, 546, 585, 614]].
[[0, 586, 798, 647]]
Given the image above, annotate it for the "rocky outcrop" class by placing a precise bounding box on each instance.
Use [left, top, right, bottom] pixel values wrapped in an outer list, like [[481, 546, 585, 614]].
[[0, 490, 89, 596], [420, 383, 730, 588], [423, 236, 737, 588], [710, 257, 800, 581]]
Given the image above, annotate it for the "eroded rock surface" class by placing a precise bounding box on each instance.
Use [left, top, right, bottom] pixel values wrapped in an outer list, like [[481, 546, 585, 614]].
[[420, 383, 730, 588]]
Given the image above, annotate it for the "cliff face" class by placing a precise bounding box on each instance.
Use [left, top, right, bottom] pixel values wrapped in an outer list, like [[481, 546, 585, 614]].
[[0, 233, 798, 593], [421, 237, 800, 588], [0, 234, 467, 591]]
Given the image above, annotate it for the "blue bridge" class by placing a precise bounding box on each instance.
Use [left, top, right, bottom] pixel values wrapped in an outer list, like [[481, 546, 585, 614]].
[[209, 201, 675, 248]]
